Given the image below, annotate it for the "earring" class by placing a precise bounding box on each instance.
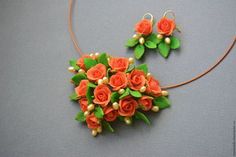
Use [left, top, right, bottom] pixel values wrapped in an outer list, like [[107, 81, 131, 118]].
[[126, 13, 159, 60], [156, 10, 181, 58]]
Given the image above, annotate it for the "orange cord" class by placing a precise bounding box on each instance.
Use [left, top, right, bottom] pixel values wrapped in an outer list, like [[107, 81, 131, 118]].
[[68, 0, 236, 90]]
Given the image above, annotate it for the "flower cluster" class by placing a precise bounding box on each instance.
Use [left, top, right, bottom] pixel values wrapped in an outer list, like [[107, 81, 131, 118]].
[[126, 16, 180, 59], [68, 53, 170, 136]]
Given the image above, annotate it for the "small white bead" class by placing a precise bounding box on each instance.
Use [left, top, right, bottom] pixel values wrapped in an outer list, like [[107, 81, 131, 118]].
[[102, 77, 108, 84], [132, 34, 140, 39], [98, 79, 103, 85], [139, 37, 145, 45], [128, 57, 134, 64], [68, 66, 75, 72], [84, 111, 90, 117], [97, 126, 102, 133], [165, 37, 171, 44], [139, 86, 146, 93], [124, 117, 131, 125], [118, 89, 125, 94], [161, 91, 169, 96], [112, 102, 119, 110], [87, 104, 95, 111], [78, 69, 85, 73], [95, 52, 99, 57], [152, 106, 159, 112], [91, 130, 97, 137], [157, 34, 163, 39], [147, 73, 151, 77]]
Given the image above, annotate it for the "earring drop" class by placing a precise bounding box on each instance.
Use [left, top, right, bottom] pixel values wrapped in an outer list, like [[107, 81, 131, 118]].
[[126, 13, 159, 59], [156, 10, 181, 58]]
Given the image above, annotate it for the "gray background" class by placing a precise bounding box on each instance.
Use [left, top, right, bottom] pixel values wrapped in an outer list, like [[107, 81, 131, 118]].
[[0, 0, 236, 157]]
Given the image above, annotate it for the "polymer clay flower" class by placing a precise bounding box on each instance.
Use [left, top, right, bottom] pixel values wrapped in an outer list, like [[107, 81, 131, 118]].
[[103, 107, 118, 122], [118, 96, 138, 117], [157, 17, 176, 36], [74, 80, 89, 97], [87, 63, 106, 82], [138, 96, 153, 111], [128, 69, 146, 90], [109, 57, 129, 72], [93, 84, 111, 107], [77, 55, 95, 70], [109, 72, 128, 91], [135, 19, 153, 36], [86, 114, 100, 129], [79, 97, 88, 112], [146, 76, 162, 96]]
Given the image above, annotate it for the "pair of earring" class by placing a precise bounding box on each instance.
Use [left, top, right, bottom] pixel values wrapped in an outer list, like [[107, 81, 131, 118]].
[[126, 10, 181, 59]]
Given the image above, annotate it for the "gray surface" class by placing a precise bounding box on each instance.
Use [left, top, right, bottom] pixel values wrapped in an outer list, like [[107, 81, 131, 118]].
[[0, 0, 236, 157]]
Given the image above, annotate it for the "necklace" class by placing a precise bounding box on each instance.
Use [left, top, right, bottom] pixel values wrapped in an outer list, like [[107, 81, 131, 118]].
[[68, 0, 236, 136]]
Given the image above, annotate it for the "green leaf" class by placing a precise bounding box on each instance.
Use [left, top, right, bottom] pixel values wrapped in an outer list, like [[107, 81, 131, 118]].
[[97, 53, 109, 67], [158, 42, 170, 58], [126, 64, 135, 73], [126, 38, 139, 47], [111, 92, 120, 103], [75, 111, 86, 122], [69, 59, 80, 70], [94, 107, 104, 118], [69, 92, 78, 101], [71, 73, 87, 85], [84, 58, 97, 70], [130, 90, 142, 98], [117, 116, 124, 122], [146, 33, 161, 44], [86, 86, 93, 104], [134, 111, 151, 125], [153, 96, 171, 109], [145, 41, 157, 49], [134, 44, 145, 59], [136, 64, 148, 74], [106, 68, 111, 78], [119, 88, 130, 99], [170, 36, 180, 49], [102, 121, 114, 133], [88, 82, 96, 88]]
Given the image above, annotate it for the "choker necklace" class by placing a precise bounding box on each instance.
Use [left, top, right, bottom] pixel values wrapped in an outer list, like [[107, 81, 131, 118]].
[[67, 0, 236, 137]]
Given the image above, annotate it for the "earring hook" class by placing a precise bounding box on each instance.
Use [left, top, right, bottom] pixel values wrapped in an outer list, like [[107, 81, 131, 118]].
[[163, 10, 181, 33], [142, 13, 154, 23], [163, 10, 176, 21]]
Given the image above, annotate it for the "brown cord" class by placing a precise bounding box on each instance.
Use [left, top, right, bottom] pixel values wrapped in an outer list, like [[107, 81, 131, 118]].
[[68, 0, 83, 55], [161, 37, 236, 90], [68, 0, 236, 90]]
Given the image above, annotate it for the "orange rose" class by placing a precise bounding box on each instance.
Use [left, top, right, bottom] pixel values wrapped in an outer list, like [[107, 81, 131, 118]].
[[157, 17, 176, 36], [128, 69, 146, 90], [87, 63, 106, 82], [86, 114, 100, 129], [146, 76, 161, 96], [118, 96, 138, 116], [77, 55, 95, 70], [109, 57, 129, 72], [138, 96, 153, 111], [79, 97, 88, 112], [135, 19, 152, 35], [93, 84, 111, 107], [103, 107, 118, 122], [75, 80, 89, 97], [109, 72, 128, 91]]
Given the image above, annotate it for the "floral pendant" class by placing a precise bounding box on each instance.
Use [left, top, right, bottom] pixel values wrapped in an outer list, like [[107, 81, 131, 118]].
[[68, 53, 170, 136]]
